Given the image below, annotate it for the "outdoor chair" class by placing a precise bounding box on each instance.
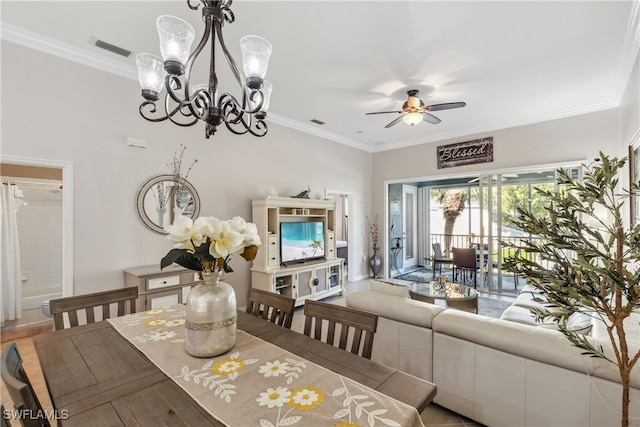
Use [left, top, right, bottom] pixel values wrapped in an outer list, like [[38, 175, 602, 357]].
[[49, 287, 138, 330], [303, 300, 378, 359], [432, 242, 453, 277], [1, 342, 51, 427], [246, 288, 296, 329], [452, 247, 481, 288]]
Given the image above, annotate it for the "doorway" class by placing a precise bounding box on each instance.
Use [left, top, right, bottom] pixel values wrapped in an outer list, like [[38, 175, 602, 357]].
[[1, 155, 73, 329], [402, 185, 417, 271]]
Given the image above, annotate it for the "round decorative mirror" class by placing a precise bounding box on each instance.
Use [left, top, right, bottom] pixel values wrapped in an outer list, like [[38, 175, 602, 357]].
[[135, 174, 201, 234]]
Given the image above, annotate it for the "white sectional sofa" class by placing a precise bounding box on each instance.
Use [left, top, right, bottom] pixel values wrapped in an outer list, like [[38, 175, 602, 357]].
[[346, 280, 640, 427]]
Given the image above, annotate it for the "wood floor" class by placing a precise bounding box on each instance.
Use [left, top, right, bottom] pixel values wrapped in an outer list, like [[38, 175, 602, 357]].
[[1, 278, 483, 427]]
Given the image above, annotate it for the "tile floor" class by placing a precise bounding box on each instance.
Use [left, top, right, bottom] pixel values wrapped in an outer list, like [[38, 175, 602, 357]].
[[1, 278, 485, 427]]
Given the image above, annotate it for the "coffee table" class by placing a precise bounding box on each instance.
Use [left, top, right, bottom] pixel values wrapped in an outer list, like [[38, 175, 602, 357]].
[[406, 281, 478, 313]]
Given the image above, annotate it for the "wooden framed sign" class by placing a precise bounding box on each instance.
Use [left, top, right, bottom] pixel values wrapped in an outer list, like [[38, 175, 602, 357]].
[[437, 137, 494, 169]]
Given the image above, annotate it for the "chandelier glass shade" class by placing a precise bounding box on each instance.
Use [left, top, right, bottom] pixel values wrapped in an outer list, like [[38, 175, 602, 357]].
[[135, 0, 272, 138]]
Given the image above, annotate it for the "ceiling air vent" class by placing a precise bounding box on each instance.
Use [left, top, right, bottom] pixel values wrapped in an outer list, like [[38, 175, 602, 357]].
[[91, 38, 132, 58], [310, 119, 325, 125]]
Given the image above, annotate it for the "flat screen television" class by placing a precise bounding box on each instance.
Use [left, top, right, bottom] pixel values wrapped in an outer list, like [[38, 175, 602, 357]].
[[280, 221, 325, 264]]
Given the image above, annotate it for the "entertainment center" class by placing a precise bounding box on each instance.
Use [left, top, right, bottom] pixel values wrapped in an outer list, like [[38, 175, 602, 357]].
[[251, 196, 345, 306]]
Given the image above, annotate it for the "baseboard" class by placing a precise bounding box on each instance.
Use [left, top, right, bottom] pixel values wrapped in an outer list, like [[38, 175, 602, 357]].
[[1, 321, 53, 342]]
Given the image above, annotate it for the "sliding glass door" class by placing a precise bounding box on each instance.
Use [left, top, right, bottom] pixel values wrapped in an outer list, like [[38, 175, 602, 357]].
[[427, 167, 579, 295]]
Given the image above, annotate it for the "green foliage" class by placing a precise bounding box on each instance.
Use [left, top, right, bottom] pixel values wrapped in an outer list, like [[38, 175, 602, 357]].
[[501, 182, 555, 226], [161, 241, 244, 273], [502, 152, 640, 426]]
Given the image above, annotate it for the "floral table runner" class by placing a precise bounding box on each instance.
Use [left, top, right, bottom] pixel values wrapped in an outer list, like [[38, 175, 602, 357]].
[[108, 306, 424, 427]]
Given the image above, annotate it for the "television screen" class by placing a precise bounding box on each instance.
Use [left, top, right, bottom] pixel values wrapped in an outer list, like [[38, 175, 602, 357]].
[[280, 221, 325, 264]]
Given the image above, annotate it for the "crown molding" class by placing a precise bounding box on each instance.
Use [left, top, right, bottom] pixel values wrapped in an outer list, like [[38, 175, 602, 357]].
[[613, 0, 640, 105], [266, 112, 374, 152], [1, 22, 137, 81], [1, 22, 373, 152]]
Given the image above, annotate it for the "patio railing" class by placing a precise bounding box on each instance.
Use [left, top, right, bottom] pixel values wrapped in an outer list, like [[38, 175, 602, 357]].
[[428, 233, 562, 272]]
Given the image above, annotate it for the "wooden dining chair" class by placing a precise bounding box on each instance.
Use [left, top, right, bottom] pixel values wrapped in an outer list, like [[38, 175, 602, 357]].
[[0, 404, 10, 427], [432, 242, 453, 277], [303, 300, 378, 359], [49, 287, 138, 330], [246, 288, 296, 329], [1, 342, 51, 427], [452, 247, 480, 288]]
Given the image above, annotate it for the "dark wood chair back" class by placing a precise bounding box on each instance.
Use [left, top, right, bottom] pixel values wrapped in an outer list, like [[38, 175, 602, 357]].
[[452, 247, 478, 269], [303, 300, 378, 359], [452, 247, 480, 288], [1, 343, 51, 427], [246, 288, 296, 329], [49, 287, 138, 330]]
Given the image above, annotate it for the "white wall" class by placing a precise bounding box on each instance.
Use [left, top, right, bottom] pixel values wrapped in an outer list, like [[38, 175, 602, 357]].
[[0, 41, 373, 304], [620, 53, 640, 147]]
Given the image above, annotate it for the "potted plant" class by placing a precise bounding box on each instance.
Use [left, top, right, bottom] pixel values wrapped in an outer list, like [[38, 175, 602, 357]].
[[503, 153, 639, 427]]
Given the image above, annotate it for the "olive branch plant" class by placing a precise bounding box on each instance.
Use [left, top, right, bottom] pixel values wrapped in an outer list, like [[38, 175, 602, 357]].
[[503, 153, 640, 427]]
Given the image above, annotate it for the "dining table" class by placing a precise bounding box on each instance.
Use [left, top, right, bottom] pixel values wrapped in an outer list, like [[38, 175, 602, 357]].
[[33, 305, 437, 426]]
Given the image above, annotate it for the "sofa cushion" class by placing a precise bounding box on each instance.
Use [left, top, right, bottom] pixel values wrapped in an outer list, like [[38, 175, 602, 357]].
[[369, 279, 410, 298], [434, 309, 590, 375], [503, 304, 593, 335], [512, 291, 549, 310], [538, 313, 593, 334], [500, 305, 543, 326], [346, 290, 444, 328]]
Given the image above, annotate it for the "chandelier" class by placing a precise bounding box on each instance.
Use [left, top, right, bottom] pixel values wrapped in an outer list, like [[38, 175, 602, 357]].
[[135, 0, 272, 138]]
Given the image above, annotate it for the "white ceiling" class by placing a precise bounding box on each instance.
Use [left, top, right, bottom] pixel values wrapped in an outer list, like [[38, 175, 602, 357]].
[[2, 1, 639, 152]]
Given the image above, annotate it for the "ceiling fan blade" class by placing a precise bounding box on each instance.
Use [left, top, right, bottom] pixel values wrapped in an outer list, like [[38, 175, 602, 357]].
[[426, 102, 467, 111], [422, 112, 441, 124], [365, 111, 403, 115], [385, 115, 405, 128]]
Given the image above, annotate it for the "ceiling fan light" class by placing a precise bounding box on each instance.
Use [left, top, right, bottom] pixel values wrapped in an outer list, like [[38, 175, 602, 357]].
[[156, 15, 195, 73], [403, 112, 423, 126]]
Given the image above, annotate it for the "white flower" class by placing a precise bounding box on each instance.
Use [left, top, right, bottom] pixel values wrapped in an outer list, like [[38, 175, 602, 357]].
[[206, 217, 244, 258], [215, 359, 244, 373], [258, 360, 289, 377], [165, 209, 205, 250], [257, 386, 291, 408], [147, 330, 177, 341], [231, 216, 262, 247], [291, 387, 323, 409], [162, 213, 261, 274], [164, 318, 185, 327]]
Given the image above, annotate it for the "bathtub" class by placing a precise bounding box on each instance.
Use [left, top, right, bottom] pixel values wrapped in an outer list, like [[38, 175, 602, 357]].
[[22, 286, 62, 311], [2, 286, 63, 329]]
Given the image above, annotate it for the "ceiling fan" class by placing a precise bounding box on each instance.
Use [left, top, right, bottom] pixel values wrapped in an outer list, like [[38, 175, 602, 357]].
[[365, 89, 466, 128]]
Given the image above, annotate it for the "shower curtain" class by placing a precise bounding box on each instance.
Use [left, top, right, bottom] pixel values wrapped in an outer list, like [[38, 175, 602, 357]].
[[1, 182, 23, 321]]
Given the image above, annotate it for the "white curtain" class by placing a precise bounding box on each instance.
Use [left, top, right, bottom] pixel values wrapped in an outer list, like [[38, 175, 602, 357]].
[[1, 182, 23, 321]]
